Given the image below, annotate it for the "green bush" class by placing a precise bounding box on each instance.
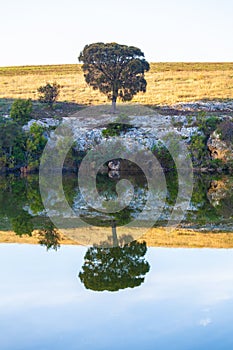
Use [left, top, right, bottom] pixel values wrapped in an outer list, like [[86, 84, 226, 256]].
[[10, 99, 32, 125], [26, 123, 47, 169], [189, 116, 221, 166], [102, 122, 133, 137], [199, 116, 221, 136], [189, 133, 207, 164]]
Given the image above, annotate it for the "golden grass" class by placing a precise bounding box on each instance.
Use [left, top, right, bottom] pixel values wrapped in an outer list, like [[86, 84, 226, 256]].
[[0, 63, 233, 105], [1, 227, 233, 248]]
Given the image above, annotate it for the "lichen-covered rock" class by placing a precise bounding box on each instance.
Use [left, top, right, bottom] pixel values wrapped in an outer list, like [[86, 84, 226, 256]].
[[207, 131, 233, 162]]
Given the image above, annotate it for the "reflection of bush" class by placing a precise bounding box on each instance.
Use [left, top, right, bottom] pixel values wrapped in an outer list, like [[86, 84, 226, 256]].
[[151, 141, 176, 170], [79, 241, 150, 292], [186, 175, 233, 225], [9, 195, 61, 251]]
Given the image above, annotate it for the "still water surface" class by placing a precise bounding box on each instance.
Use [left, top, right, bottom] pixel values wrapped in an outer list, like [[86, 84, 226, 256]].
[[0, 173, 232, 232], [0, 244, 233, 350], [0, 172, 232, 349]]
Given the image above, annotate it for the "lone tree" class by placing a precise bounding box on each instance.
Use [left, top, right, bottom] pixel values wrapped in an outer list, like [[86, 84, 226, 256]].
[[79, 42, 150, 112]]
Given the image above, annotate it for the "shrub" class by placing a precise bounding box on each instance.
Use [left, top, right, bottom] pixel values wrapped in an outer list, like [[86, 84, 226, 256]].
[[189, 133, 207, 164], [37, 82, 60, 108], [10, 99, 32, 125], [26, 123, 47, 169], [199, 116, 221, 136]]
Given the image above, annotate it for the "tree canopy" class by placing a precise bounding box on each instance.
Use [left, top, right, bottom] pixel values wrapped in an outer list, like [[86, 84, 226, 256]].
[[79, 42, 150, 112]]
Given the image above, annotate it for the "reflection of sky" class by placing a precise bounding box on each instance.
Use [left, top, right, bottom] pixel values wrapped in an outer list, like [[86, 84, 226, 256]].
[[0, 245, 233, 350]]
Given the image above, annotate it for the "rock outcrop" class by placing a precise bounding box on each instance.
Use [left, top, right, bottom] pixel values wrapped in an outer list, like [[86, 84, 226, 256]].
[[207, 131, 233, 162]]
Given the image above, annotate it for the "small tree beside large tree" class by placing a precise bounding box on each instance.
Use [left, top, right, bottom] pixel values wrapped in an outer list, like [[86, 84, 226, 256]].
[[79, 42, 150, 112]]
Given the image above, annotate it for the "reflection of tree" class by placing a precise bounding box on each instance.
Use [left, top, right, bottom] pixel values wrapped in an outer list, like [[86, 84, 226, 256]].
[[37, 222, 61, 251], [79, 240, 150, 292], [187, 175, 221, 225]]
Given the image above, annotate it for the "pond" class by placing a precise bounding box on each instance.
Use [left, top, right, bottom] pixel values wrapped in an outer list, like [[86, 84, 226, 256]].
[[0, 244, 233, 349]]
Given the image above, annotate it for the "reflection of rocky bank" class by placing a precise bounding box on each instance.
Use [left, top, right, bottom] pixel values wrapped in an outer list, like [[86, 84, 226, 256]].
[[207, 178, 233, 218]]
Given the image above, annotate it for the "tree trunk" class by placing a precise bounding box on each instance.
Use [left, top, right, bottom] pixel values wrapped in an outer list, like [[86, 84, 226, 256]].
[[111, 220, 119, 247], [111, 100, 116, 114], [111, 86, 118, 113]]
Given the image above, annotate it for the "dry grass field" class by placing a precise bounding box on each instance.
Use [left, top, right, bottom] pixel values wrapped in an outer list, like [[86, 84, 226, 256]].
[[0, 63, 233, 106]]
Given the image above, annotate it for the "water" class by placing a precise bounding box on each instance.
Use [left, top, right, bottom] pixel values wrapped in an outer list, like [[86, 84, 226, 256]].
[[0, 244, 233, 349], [0, 173, 233, 349], [0, 173, 232, 233]]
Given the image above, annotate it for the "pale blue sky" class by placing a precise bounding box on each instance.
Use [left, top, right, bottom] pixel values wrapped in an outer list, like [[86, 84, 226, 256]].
[[1, 0, 233, 66]]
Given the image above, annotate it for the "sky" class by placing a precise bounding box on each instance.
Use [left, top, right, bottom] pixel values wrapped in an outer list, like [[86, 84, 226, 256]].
[[1, 0, 233, 66]]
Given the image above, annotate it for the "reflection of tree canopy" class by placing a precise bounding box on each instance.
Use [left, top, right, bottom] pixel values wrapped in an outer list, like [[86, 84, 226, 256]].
[[79, 241, 150, 292]]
